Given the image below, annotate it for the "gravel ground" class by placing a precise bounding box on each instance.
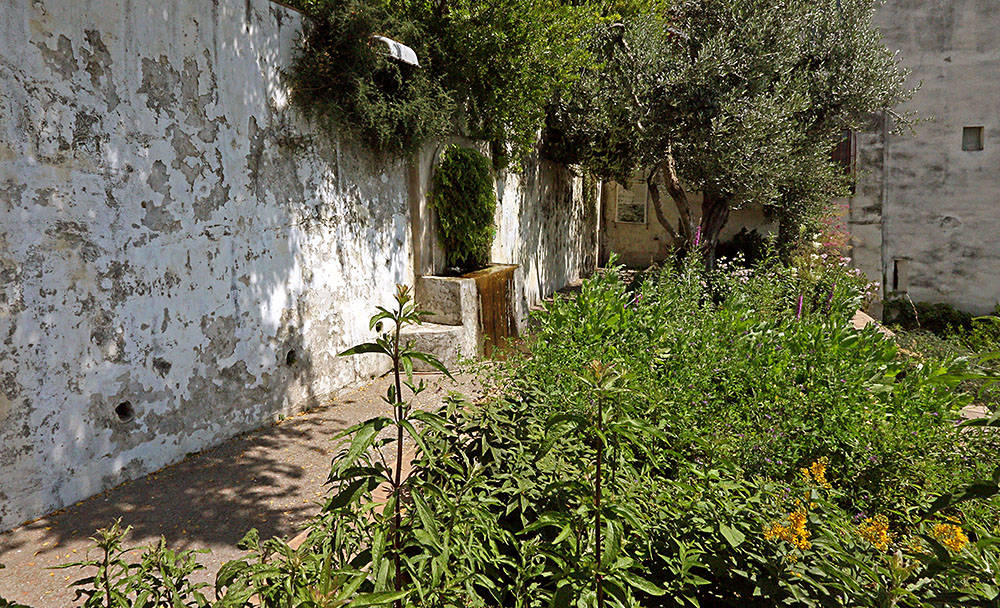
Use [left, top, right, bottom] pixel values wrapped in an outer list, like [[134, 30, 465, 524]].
[[0, 371, 480, 608]]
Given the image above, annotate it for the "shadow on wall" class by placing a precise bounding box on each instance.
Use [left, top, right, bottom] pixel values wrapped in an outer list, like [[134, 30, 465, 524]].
[[0, 408, 349, 556], [492, 154, 586, 321], [0, 0, 408, 535]]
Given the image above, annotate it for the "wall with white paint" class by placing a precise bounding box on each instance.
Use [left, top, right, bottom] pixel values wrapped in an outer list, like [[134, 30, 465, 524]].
[[0, 0, 593, 531], [494, 159, 594, 327], [598, 181, 775, 268]]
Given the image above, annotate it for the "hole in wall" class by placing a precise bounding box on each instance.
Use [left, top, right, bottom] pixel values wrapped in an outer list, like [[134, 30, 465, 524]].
[[285, 349, 297, 366], [115, 401, 135, 422]]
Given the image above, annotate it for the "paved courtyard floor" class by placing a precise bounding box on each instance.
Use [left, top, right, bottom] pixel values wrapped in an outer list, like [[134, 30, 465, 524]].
[[0, 371, 480, 608]]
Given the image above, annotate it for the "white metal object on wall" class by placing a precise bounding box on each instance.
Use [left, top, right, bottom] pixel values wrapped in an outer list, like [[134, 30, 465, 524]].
[[372, 35, 420, 67]]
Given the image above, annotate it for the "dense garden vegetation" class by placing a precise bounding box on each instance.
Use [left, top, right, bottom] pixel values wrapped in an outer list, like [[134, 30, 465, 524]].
[[6, 247, 998, 607], [3, 2, 997, 606]]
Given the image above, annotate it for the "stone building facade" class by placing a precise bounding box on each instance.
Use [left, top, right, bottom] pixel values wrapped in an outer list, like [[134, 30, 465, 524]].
[[849, 0, 1000, 316]]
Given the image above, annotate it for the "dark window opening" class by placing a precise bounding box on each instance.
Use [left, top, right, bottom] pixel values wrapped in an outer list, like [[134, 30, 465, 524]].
[[831, 130, 856, 193], [285, 349, 297, 366], [962, 126, 984, 151]]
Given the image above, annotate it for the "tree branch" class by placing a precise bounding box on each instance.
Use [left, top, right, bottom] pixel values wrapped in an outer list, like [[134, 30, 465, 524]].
[[646, 175, 680, 248], [662, 150, 695, 243]]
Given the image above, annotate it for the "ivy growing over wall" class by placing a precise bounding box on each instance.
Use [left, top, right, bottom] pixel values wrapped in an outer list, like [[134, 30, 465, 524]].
[[429, 146, 497, 272]]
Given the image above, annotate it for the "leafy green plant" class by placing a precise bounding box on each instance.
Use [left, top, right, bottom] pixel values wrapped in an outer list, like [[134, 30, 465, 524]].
[[217, 285, 467, 607], [335, 284, 451, 607], [286, 0, 454, 157], [15, 257, 1000, 607], [54, 520, 209, 608], [753, 462, 1000, 607], [286, 0, 603, 164], [429, 146, 497, 272], [886, 300, 976, 334]]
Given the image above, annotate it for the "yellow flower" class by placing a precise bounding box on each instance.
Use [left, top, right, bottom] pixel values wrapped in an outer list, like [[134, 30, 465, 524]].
[[765, 506, 811, 551], [932, 523, 969, 553], [800, 457, 832, 489], [904, 537, 927, 555], [856, 515, 891, 552]]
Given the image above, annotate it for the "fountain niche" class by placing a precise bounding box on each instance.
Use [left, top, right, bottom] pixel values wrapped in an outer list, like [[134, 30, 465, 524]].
[[404, 264, 522, 370]]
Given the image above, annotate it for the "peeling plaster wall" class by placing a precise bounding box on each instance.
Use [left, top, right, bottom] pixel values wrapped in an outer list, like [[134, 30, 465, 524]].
[[493, 158, 595, 327], [409, 141, 597, 328], [0, 0, 593, 532], [850, 0, 1000, 315], [0, 0, 416, 532], [598, 184, 775, 269]]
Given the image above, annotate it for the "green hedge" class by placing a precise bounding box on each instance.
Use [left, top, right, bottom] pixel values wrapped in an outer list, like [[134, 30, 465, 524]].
[[429, 145, 497, 272]]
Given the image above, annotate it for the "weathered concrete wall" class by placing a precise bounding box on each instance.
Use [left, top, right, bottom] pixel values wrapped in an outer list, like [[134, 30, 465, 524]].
[[0, 0, 413, 532], [410, 142, 597, 328], [850, 0, 1000, 315], [494, 158, 594, 328], [0, 0, 592, 531]]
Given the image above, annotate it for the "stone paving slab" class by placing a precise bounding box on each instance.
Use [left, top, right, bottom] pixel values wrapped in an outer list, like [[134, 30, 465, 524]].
[[0, 372, 480, 608]]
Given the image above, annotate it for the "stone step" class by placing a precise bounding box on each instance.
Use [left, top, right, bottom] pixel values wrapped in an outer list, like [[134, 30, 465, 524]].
[[399, 322, 475, 372], [415, 276, 477, 326]]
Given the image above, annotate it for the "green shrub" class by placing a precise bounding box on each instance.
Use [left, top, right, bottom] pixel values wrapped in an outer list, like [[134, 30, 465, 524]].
[[429, 146, 497, 272], [963, 310, 1000, 354], [503, 257, 1000, 605], [286, 0, 454, 157], [285, 0, 602, 165], [51, 520, 210, 608], [885, 300, 976, 335]]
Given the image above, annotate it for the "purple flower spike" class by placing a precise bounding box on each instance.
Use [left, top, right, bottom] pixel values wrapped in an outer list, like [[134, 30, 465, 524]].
[[693, 225, 702, 247], [796, 294, 804, 320], [823, 282, 836, 314]]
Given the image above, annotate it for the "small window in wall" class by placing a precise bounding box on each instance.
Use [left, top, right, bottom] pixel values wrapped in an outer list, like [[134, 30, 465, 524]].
[[962, 126, 984, 151], [830, 130, 857, 194], [615, 181, 648, 224]]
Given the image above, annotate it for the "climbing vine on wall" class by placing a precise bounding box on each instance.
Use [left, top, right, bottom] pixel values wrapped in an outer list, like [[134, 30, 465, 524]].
[[429, 146, 497, 272]]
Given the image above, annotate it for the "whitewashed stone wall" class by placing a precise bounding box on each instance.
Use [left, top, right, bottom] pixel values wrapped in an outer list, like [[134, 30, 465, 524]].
[[849, 0, 1000, 315], [494, 159, 594, 327], [0, 0, 592, 531]]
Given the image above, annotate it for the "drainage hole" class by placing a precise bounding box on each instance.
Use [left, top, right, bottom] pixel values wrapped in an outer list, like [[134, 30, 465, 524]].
[[115, 401, 135, 422], [285, 349, 297, 366]]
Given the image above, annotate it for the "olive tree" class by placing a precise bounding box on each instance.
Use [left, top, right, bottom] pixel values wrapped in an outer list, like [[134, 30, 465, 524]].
[[548, 0, 911, 266]]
